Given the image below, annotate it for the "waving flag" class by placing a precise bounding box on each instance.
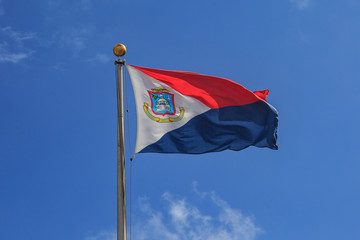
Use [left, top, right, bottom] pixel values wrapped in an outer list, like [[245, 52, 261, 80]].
[[127, 65, 278, 154]]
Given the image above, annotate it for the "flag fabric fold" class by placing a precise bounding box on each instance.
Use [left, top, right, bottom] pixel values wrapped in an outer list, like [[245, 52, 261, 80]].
[[127, 65, 278, 154]]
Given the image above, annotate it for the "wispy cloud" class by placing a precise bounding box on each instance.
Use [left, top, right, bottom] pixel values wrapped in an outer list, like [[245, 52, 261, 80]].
[[0, 27, 36, 43], [0, 0, 4, 16], [80, 0, 92, 11], [290, 0, 310, 10], [85, 230, 116, 240], [0, 51, 34, 63], [0, 27, 36, 63], [135, 183, 261, 240], [87, 183, 262, 240], [56, 26, 91, 56], [47, 0, 92, 12], [86, 53, 111, 64], [47, 0, 60, 9]]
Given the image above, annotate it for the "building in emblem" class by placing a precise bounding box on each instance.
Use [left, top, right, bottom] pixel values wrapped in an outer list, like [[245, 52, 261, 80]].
[[143, 87, 185, 123], [156, 94, 171, 112], [147, 87, 175, 116]]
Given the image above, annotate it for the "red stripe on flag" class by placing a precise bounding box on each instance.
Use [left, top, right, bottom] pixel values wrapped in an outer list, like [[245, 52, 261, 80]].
[[253, 89, 269, 102], [130, 65, 266, 109]]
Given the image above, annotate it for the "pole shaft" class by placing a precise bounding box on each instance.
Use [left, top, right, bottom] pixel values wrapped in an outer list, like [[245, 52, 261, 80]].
[[116, 61, 127, 240]]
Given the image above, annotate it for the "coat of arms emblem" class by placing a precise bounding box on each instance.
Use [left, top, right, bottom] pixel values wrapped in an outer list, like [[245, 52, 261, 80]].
[[143, 87, 184, 123]]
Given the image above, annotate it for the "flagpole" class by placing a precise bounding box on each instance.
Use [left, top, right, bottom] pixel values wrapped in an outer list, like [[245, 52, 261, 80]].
[[113, 43, 127, 240]]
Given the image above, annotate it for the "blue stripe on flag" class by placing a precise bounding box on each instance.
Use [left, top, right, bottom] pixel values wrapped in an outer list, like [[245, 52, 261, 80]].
[[140, 101, 278, 154]]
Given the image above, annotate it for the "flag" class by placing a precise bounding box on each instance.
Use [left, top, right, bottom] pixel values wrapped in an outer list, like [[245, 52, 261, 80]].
[[127, 65, 278, 154]]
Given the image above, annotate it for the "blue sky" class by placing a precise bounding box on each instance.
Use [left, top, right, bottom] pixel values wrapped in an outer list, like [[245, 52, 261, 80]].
[[1, 0, 360, 239]]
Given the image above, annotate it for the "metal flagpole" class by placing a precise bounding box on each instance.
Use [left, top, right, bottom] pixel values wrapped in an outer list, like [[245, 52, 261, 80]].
[[113, 43, 127, 240]]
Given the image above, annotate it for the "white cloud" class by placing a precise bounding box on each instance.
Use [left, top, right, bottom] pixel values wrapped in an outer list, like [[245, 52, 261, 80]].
[[50, 63, 67, 71], [85, 230, 116, 240], [86, 53, 111, 64], [0, 51, 34, 63], [81, 0, 92, 11], [0, 27, 36, 63], [290, 0, 310, 10], [56, 26, 91, 56], [47, 0, 60, 9], [87, 184, 262, 240], [47, 0, 92, 11], [134, 184, 262, 240], [0, 0, 4, 16], [0, 27, 36, 43]]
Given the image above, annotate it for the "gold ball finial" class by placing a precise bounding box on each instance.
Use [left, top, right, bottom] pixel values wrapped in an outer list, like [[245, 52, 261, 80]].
[[113, 43, 127, 57]]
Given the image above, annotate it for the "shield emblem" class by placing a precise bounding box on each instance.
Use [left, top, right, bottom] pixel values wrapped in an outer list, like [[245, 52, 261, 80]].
[[147, 88, 176, 116]]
